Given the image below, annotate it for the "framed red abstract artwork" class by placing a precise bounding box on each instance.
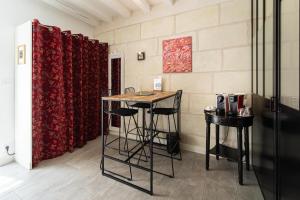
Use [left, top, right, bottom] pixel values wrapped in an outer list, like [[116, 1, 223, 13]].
[[163, 36, 192, 73]]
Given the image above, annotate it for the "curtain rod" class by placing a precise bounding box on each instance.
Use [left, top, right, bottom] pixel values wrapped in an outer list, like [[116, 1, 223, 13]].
[[36, 24, 97, 40]]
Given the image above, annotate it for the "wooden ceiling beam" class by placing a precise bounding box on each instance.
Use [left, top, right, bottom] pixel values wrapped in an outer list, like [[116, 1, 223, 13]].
[[68, 0, 112, 22], [162, 0, 174, 6], [132, 0, 151, 13], [98, 0, 131, 18], [43, 0, 99, 26]]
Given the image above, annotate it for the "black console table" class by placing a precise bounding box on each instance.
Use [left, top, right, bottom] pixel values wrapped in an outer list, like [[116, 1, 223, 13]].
[[204, 111, 254, 185]]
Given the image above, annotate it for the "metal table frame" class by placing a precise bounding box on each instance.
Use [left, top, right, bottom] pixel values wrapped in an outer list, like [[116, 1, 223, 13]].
[[101, 92, 180, 195]]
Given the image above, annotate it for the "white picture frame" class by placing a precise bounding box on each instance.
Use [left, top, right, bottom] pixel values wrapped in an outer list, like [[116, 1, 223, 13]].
[[17, 44, 26, 64]]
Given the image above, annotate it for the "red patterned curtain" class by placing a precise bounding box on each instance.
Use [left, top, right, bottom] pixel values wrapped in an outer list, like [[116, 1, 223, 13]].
[[99, 43, 109, 135], [32, 20, 108, 167], [87, 40, 100, 140], [61, 31, 74, 152], [32, 20, 67, 166], [82, 37, 90, 142], [72, 34, 85, 147]]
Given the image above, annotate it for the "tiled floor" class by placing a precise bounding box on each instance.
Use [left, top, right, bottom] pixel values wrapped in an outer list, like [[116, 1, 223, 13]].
[[0, 138, 263, 200]]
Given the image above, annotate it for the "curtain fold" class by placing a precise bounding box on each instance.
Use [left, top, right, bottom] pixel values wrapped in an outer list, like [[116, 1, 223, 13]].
[[32, 20, 108, 167], [72, 34, 85, 147], [82, 37, 90, 142], [99, 43, 109, 135], [61, 31, 75, 152], [87, 40, 100, 140], [32, 20, 67, 166]]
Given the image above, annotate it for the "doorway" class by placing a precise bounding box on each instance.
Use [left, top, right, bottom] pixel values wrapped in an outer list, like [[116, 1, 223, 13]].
[[251, 0, 300, 199], [108, 54, 124, 130]]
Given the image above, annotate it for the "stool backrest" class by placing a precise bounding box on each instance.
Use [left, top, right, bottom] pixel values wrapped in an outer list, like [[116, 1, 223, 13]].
[[124, 87, 135, 94], [173, 90, 183, 111], [124, 87, 136, 107]]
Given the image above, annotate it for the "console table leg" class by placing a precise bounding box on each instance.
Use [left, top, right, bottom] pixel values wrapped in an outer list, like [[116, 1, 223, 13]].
[[206, 122, 211, 170], [216, 125, 220, 160], [237, 127, 243, 185], [245, 127, 250, 171]]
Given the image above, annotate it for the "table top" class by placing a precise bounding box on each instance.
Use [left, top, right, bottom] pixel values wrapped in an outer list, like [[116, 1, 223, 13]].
[[102, 91, 176, 103], [204, 111, 254, 127], [205, 111, 254, 119]]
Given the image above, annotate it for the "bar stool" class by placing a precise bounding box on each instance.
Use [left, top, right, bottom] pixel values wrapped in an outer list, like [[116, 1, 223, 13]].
[[148, 90, 183, 177], [124, 87, 151, 142]]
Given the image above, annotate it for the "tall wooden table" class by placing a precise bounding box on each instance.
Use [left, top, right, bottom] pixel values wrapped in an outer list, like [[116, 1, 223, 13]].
[[101, 91, 178, 195]]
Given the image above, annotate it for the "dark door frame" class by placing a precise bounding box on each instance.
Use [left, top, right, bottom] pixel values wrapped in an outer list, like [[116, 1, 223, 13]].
[[109, 54, 124, 130], [252, 0, 300, 199], [251, 0, 278, 199], [274, 0, 280, 199]]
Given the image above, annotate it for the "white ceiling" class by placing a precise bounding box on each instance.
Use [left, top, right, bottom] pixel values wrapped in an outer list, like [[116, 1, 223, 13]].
[[43, 0, 176, 26]]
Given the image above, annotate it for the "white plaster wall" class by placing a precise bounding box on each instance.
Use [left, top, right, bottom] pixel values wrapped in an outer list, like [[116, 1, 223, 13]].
[[0, 0, 94, 166], [96, 0, 252, 154], [15, 21, 33, 169]]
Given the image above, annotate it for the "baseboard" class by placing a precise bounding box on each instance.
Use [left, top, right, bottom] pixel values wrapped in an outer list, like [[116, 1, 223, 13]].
[[180, 143, 205, 155], [0, 155, 14, 167]]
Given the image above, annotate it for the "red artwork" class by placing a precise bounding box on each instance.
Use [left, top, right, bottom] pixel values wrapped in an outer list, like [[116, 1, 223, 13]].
[[163, 36, 192, 73]]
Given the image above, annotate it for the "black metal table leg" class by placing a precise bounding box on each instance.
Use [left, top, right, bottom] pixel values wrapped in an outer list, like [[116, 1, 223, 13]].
[[101, 99, 105, 175], [149, 103, 153, 195], [216, 125, 220, 160], [206, 121, 211, 170], [237, 127, 243, 185], [142, 108, 146, 141], [244, 127, 250, 171]]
